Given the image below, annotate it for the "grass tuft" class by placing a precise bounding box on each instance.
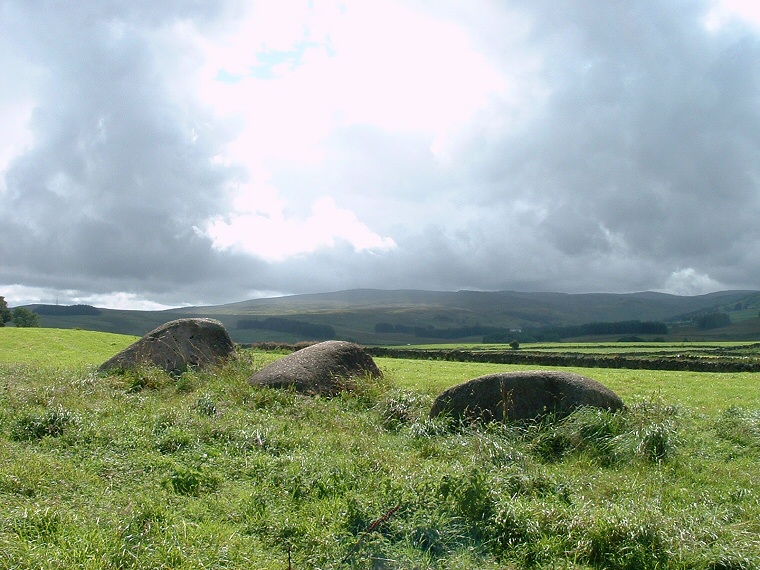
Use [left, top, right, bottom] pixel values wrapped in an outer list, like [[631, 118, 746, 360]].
[[162, 463, 219, 496], [10, 405, 80, 441], [715, 406, 760, 449]]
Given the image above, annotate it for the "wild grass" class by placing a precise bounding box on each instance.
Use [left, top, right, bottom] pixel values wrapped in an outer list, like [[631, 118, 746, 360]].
[[0, 337, 758, 568]]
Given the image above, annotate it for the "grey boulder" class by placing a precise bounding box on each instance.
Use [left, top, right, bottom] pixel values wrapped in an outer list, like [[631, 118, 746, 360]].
[[430, 370, 624, 422], [248, 340, 382, 395], [98, 318, 235, 374]]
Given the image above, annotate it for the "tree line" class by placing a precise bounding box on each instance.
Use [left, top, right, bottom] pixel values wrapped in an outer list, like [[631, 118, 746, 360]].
[[375, 319, 669, 342], [236, 317, 336, 340], [32, 304, 101, 316], [520, 320, 669, 342]]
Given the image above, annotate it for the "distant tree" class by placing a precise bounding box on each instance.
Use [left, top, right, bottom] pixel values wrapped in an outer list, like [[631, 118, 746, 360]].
[[0, 296, 10, 326], [12, 307, 40, 328], [509, 340, 520, 350], [696, 312, 731, 330]]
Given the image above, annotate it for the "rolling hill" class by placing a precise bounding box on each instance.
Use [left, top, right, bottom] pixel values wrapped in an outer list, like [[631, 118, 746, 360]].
[[19, 288, 760, 344]]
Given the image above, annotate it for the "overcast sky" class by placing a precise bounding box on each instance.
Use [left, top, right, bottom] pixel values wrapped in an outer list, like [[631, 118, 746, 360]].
[[2, 0, 760, 309]]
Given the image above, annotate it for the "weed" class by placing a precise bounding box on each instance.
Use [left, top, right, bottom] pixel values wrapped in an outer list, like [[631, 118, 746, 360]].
[[376, 389, 429, 430], [704, 550, 757, 570], [531, 426, 575, 462], [524, 403, 681, 466], [438, 467, 494, 527], [715, 406, 760, 449], [634, 419, 678, 462], [471, 423, 525, 466], [409, 415, 453, 438], [152, 409, 178, 434], [10, 505, 62, 541], [175, 370, 199, 393], [162, 463, 219, 496], [123, 365, 171, 392], [155, 426, 192, 454], [489, 499, 541, 555], [195, 394, 218, 416], [10, 405, 80, 441], [576, 506, 671, 570]]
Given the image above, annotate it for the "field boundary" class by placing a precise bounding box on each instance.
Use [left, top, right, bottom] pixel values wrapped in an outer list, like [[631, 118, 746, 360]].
[[365, 347, 760, 372]]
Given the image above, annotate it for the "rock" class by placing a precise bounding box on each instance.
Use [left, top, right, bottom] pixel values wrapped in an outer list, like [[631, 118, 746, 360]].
[[248, 340, 382, 395], [98, 318, 235, 374], [430, 370, 624, 422]]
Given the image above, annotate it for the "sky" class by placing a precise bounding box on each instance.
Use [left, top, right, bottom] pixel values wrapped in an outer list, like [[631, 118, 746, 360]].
[[2, 0, 760, 309]]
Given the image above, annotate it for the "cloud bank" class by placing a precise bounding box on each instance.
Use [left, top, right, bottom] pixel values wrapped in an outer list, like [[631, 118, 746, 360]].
[[1, 0, 759, 308]]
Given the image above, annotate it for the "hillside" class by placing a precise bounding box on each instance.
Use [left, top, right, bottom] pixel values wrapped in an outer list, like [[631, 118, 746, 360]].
[[20, 288, 760, 344]]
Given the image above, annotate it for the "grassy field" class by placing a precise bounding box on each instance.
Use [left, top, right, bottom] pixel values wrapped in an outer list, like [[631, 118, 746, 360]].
[[0, 328, 138, 367], [0, 330, 759, 568]]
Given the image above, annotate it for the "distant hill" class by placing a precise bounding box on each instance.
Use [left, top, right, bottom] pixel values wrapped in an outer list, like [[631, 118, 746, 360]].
[[26, 289, 760, 344]]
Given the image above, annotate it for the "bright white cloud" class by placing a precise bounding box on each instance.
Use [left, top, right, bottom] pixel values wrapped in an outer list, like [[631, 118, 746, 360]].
[[205, 194, 397, 261], [0, 285, 176, 310], [74, 292, 178, 311], [0, 102, 34, 191], [199, 1, 508, 147], [191, 0, 510, 261], [663, 268, 725, 296], [705, 0, 760, 31]]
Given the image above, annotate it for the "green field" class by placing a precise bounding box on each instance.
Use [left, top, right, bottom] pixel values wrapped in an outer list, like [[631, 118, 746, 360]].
[[0, 328, 138, 367], [0, 329, 759, 568]]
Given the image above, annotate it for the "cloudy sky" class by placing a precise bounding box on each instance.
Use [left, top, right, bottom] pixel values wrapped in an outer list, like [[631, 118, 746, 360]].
[[2, 0, 760, 309]]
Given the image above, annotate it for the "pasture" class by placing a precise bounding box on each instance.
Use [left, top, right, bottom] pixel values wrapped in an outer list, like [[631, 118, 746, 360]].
[[0, 329, 758, 568]]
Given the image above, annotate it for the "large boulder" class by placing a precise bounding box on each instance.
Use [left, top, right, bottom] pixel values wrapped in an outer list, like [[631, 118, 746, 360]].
[[98, 318, 235, 374], [248, 340, 382, 395], [430, 370, 624, 423]]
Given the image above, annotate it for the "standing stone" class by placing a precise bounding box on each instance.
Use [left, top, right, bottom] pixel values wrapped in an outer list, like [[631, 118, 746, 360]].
[[98, 318, 235, 374], [248, 340, 382, 395], [430, 370, 624, 422]]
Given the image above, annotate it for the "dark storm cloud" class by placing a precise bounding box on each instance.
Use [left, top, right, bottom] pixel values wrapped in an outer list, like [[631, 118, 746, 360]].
[[463, 0, 760, 288]]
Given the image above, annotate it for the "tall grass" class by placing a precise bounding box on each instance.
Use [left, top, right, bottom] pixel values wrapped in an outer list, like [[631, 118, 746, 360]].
[[0, 347, 758, 568]]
